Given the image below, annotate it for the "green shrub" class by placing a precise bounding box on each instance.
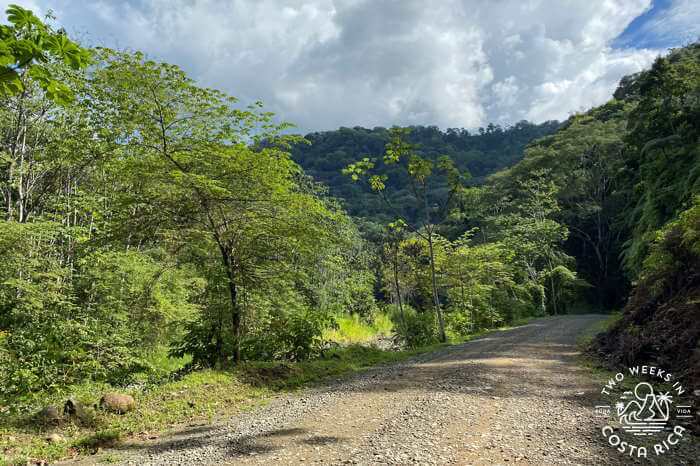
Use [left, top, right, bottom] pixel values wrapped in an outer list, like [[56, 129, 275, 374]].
[[446, 310, 473, 337], [389, 306, 438, 348], [371, 312, 393, 336], [241, 307, 334, 362], [0, 222, 201, 404]]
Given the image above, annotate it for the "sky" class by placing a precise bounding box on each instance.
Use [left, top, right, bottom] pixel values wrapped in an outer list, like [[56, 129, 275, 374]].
[[3, 0, 699, 133]]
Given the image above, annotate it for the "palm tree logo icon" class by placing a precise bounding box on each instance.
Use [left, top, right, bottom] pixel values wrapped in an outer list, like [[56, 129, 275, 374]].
[[616, 382, 673, 436]]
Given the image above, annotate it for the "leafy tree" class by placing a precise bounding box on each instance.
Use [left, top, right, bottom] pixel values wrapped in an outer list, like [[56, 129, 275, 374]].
[[0, 4, 89, 102], [345, 127, 469, 341], [620, 44, 700, 273], [382, 220, 408, 326], [444, 238, 513, 332], [0, 221, 200, 401], [487, 170, 580, 314], [89, 50, 364, 365], [0, 52, 97, 223]]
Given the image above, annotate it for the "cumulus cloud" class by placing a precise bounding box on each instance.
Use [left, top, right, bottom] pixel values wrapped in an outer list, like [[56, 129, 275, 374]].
[[1, 0, 676, 131]]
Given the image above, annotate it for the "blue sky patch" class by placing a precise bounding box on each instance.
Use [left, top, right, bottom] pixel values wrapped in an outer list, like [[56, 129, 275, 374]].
[[614, 0, 699, 50]]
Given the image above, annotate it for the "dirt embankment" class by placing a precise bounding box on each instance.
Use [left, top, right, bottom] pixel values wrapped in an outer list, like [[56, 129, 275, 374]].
[[592, 224, 700, 419]]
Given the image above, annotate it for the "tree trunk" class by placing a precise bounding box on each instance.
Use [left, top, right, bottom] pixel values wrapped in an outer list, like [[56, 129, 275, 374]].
[[391, 247, 406, 327], [5, 159, 13, 221], [546, 255, 558, 315], [220, 245, 241, 364], [459, 280, 468, 332], [427, 231, 446, 342], [17, 127, 27, 223], [469, 293, 474, 333], [549, 273, 558, 315]]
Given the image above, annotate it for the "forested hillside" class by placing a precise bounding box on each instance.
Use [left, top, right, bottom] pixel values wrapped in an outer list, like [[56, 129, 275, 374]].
[[291, 122, 560, 222], [590, 44, 700, 389]]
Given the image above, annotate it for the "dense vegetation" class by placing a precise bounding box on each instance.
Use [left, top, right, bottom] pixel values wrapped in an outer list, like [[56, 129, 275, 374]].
[[291, 122, 560, 222], [0, 8, 379, 405], [0, 6, 566, 413], [1, 5, 698, 448], [477, 43, 700, 389], [590, 43, 700, 390]]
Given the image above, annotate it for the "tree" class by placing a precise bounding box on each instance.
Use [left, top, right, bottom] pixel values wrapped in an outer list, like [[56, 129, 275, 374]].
[[89, 50, 354, 364], [0, 5, 216, 400], [345, 127, 469, 341], [488, 170, 579, 315], [443, 236, 522, 332], [0, 4, 92, 225], [485, 102, 631, 308], [620, 44, 700, 273], [383, 219, 408, 325], [0, 4, 89, 102]]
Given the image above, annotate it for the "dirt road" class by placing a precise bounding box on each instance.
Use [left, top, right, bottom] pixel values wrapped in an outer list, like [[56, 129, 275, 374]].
[[113, 315, 697, 465]]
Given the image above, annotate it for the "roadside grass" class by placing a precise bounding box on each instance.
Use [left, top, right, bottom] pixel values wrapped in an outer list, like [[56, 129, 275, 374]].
[[575, 310, 627, 387], [0, 317, 535, 465], [146, 345, 192, 373], [0, 370, 269, 466], [323, 312, 393, 345], [0, 342, 448, 465], [576, 311, 622, 346], [508, 315, 539, 328]]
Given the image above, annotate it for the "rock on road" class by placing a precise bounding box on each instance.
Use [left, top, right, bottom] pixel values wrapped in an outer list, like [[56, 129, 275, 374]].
[[109, 315, 697, 465]]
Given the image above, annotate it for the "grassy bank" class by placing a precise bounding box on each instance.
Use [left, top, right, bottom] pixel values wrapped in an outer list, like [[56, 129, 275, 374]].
[[0, 343, 446, 465], [576, 311, 622, 346]]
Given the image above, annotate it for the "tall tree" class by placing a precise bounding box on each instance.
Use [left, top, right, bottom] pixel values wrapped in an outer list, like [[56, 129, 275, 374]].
[[89, 50, 350, 364], [345, 127, 468, 341]]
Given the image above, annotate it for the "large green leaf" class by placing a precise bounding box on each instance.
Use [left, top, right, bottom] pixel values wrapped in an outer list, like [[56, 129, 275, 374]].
[[0, 66, 23, 95], [6, 4, 41, 29]]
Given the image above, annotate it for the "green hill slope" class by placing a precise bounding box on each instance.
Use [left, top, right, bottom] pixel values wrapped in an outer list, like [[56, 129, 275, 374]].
[[291, 122, 560, 222]]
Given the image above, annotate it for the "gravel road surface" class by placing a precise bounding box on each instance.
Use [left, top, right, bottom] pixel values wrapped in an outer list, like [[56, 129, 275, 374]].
[[96, 315, 697, 465]]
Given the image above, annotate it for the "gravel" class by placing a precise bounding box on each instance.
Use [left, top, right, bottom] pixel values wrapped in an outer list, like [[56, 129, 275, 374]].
[[94, 315, 698, 466]]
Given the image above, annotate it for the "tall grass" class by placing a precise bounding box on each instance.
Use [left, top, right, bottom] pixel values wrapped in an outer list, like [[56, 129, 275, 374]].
[[324, 312, 393, 344], [145, 345, 192, 373]]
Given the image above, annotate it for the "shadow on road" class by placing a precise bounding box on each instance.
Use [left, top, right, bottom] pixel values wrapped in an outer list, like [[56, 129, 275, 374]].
[[105, 315, 700, 465]]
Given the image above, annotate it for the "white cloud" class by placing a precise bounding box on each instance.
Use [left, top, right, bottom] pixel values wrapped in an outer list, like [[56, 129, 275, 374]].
[[2, 0, 666, 131], [525, 47, 659, 122]]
